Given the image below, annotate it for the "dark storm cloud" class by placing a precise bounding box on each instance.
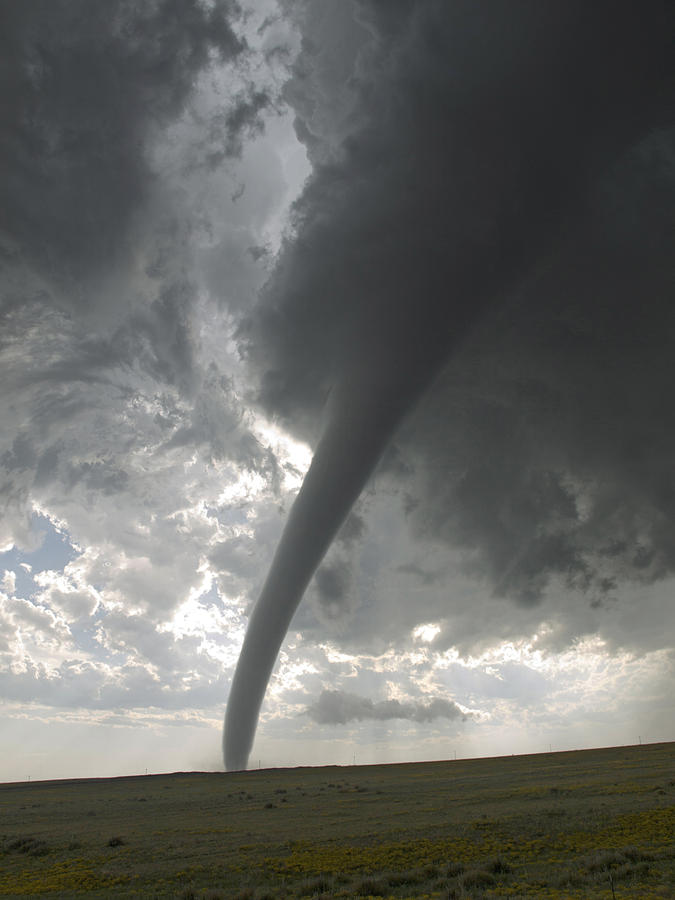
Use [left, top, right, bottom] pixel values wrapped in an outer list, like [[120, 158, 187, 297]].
[[307, 689, 466, 726], [0, 0, 273, 468], [0, 1, 288, 561], [0, 0, 244, 305], [246, 0, 675, 609], [225, 0, 675, 768], [395, 126, 675, 607], [244, 0, 675, 431]]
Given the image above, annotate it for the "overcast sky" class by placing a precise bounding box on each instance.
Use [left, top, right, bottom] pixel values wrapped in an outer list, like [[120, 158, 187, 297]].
[[1, 0, 675, 781]]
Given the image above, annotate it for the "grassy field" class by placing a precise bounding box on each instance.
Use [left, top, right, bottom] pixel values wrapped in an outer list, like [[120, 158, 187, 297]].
[[0, 742, 673, 899]]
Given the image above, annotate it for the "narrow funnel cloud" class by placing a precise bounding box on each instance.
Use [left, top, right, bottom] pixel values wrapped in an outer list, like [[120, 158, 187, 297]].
[[224, 1, 675, 770], [224, 365, 439, 770]]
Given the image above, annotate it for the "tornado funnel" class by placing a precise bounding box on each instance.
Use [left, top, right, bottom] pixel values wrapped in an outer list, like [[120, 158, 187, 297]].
[[223, 0, 675, 771], [223, 366, 437, 770]]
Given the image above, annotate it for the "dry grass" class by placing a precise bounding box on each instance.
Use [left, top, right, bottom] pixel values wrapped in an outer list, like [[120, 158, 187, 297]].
[[1, 741, 674, 897]]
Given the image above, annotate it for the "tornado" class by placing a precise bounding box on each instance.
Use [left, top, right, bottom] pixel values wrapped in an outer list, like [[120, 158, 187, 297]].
[[223, 2, 675, 771], [224, 363, 441, 771]]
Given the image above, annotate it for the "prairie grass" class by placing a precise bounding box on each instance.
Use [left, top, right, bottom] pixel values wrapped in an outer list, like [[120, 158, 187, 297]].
[[0, 741, 674, 897]]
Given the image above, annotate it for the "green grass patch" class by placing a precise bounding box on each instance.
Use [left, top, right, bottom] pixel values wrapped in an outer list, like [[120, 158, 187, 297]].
[[0, 742, 674, 897]]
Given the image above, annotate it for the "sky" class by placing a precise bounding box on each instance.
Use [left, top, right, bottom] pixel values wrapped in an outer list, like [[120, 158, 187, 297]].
[[1, 0, 675, 781]]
